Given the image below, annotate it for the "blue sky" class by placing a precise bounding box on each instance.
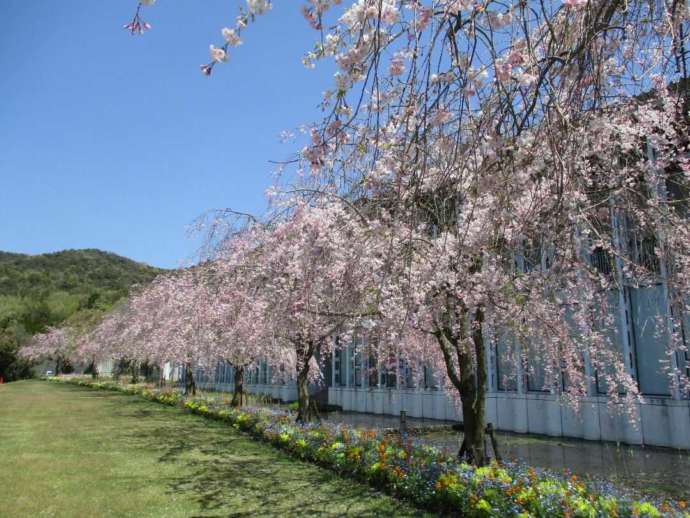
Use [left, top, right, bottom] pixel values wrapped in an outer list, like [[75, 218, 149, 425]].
[[1, 1, 334, 268]]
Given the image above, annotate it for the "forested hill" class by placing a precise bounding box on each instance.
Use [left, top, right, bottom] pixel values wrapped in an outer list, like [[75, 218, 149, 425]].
[[0, 249, 164, 381], [0, 249, 162, 300]]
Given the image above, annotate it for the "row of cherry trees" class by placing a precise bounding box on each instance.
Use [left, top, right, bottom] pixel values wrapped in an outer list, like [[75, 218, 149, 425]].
[[23, 1, 690, 465]]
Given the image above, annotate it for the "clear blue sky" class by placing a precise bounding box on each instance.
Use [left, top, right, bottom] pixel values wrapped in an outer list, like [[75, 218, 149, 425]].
[[1, 1, 334, 268]]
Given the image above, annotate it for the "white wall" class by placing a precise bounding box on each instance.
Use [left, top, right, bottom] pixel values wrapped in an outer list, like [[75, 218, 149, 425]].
[[328, 387, 690, 449]]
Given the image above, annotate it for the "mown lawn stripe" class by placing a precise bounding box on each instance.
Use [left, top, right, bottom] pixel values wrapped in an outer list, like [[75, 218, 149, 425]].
[[0, 380, 430, 517]]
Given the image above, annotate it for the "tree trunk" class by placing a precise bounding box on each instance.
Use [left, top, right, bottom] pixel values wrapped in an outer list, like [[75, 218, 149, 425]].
[[295, 365, 314, 423], [130, 361, 139, 384], [184, 363, 196, 396], [457, 307, 488, 465], [294, 339, 320, 423], [141, 362, 154, 382], [231, 365, 244, 407], [458, 373, 486, 465], [435, 305, 490, 466], [55, 357, 61, 376]]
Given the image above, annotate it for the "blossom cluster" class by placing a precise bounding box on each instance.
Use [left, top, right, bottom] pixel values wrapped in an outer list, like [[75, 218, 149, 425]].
[[104, 0, 690, 466]]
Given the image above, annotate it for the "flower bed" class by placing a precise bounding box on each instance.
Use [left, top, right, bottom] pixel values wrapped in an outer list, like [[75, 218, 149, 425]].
[[48, 377, 686, 518]]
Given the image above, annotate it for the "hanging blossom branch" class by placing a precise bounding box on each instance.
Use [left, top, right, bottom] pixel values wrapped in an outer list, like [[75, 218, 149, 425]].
[[115, 0, 690, 466], [124, 0, 272, 75], [123, 0, 156, 35], [200, 0, 272, 76]]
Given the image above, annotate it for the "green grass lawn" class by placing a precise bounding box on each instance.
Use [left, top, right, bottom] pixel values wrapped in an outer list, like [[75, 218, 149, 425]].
[[0, 380, 431, 517]]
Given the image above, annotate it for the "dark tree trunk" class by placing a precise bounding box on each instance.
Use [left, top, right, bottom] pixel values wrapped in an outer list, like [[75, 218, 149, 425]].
[[295, 339, 319, 423], [141, 362, 154, 382], [231, 365, 245, 407], [295, 365, 314, 423], [55, 357, 61, 376], [458, 377, 486, 465], [458, 307, 488, 465], [130, 361, 139, 384], [436, 306, 491, 466], [184, 363, 196, 396]]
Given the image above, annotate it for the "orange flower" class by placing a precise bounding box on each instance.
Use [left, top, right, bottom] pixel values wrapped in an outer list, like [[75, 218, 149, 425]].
[[361, 430, 377, 441]]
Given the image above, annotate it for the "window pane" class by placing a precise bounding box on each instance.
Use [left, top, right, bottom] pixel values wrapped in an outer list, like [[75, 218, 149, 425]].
[[630, 285, 671, 396], [495, 331, 518, 391]]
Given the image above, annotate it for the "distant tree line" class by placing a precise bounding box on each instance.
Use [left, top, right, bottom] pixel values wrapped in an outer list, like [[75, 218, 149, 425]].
[[0, 249, 162, 381]]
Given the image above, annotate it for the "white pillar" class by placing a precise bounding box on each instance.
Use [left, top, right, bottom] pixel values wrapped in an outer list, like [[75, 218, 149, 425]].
[[331, 342, 336, 387]]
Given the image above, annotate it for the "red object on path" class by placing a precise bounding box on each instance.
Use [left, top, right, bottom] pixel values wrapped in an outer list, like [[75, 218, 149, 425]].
[[0, 376, 4, 384]]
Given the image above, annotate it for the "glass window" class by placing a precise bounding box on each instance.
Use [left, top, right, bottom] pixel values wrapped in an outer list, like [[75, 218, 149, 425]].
[[399, 358, 414, 389], [495, 331, 519, 391], [368, 351, 379, 388], [594, 291, 628, 394], [525, 338, 550, 392], [355, 347, 362, 387], [630, 285, 671, 396], [349, 341, 362, 387], [422, 364, 438, 390], [385, 356, 397, 388], [334, 347, 346, 387]]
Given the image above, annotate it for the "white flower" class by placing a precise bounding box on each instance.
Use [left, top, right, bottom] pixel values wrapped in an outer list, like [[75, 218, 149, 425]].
[[563, 0, 588, 9], [389, 51, 406, 76], [517, 72, 538, 86], [334, 72, 351, 92], [302, 51, 317, 69], [209, 45, 228, 63], [221, 27, 242, 46], [445, 0, 472, 15], [247, 0, 271, 15]]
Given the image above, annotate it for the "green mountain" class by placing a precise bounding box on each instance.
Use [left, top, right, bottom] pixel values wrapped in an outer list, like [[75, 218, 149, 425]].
[[0, 249, 164, 381]]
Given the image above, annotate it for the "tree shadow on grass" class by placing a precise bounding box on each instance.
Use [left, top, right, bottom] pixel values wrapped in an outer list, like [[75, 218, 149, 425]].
[[118, 403, 429, 518]]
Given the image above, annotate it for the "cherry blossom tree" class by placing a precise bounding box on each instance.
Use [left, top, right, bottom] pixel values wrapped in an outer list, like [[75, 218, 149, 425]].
[[83, 261, 268, 400], [210, 203, 383, 421], [80, 271, 209, 392], [125, 270, 219, 393], [20, 327, 72, 375], [122, 0, 690, 463], [197, 232, 273, 407]]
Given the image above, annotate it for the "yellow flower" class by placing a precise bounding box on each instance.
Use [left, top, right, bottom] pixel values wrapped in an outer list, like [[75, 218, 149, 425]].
[[435, 472, 460, 491], [475, 498, 491, 513]]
